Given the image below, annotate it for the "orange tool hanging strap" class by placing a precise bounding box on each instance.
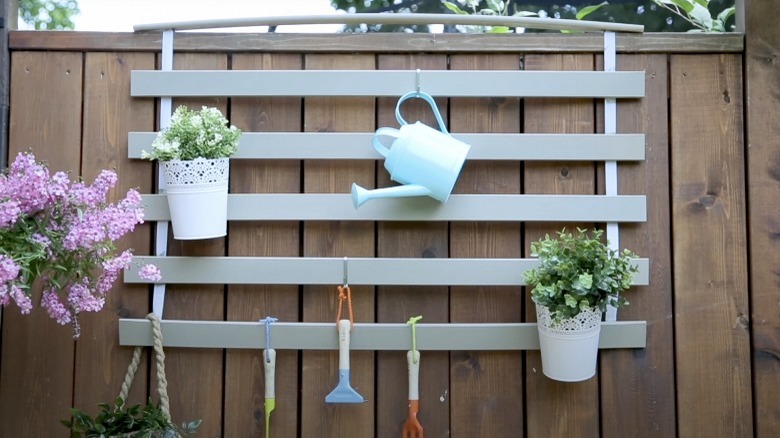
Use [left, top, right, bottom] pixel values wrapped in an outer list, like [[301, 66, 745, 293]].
[[335, 285, 355, 331]]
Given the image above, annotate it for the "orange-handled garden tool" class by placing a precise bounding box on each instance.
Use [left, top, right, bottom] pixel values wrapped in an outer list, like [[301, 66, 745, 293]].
[[403, 349, 423, 438]]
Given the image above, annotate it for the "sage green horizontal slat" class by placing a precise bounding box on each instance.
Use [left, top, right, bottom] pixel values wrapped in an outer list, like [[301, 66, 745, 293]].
[[125, 256, 650, 286], [129, 132, 646, 161], [118, 320, 646, 350], [130, 70, 645, 98], [140, 194, 647, 222]]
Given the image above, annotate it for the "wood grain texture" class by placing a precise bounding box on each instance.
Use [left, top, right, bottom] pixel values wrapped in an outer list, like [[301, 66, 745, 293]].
[[523, 53, 600, 437], [670, 54, 752, 437], [597, 55, 677, 437], [0, 51, 83, 437], [73, 51, 156, 418], [8, 31, 745, 54], [300, 53, 376, 437], [223, 53, 303, 437], [448, 53, 523, 438], [159, 53, 228, 437], [375, 53, 451, 438], [745, 2, 780, 436]]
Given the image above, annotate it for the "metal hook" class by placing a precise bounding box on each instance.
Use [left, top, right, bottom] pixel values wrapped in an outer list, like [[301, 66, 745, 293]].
[[261, 316, 278, 363], [342, 256, 349, 288], [415, 68, 421, 95]]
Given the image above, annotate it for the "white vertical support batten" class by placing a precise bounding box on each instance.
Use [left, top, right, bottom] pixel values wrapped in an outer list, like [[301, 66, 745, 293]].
[[152, 29, 174, 318], [603, 31, 620, 322]]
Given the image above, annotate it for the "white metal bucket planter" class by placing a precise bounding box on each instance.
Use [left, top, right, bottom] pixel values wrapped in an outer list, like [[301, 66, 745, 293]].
[[535, 304, 602, 382], [161, 157, 229, 240]]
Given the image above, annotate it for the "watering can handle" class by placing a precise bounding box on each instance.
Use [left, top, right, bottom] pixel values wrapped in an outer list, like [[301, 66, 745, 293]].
[[395, 90, 449, 134], [372, 127, 400, 158]]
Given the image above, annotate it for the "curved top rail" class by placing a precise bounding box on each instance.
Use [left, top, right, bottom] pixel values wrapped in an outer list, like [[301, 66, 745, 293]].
[[133, 12, 644, 33]]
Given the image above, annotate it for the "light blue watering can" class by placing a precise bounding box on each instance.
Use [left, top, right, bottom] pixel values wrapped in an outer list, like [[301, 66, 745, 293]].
[[351, 91, 471, 208]]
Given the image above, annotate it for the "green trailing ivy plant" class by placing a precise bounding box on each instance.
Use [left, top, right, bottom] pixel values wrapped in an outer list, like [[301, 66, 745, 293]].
[[524, 228, 639, 324], [652, 0, 735, 32], [62, 397, 201, 438]]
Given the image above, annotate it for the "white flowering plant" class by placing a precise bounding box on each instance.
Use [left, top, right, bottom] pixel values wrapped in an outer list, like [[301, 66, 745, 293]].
[[0, 151, 161, 337], [141, 105, 241, 162]]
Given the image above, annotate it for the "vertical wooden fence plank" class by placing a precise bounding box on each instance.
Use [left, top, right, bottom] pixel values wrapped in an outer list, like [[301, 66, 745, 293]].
[[74, 51, 156, 416], [449, 54, 523, 438], [224, 53, 303, 437], [670, 54, 752, 437], [744, 1, 780, 435], [0, 51, 83, 436], [375, 54, 450, 438], [300, 54, 376, 437], [523, 53, 600, 437], [160, 53, 228, 437], [598, 54, 677, 437]]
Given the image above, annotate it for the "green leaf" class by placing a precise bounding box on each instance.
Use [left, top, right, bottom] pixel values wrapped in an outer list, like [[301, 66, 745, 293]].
[[576, 1, 608, 20], [564, 294, 578, 308], [443, 2, 468, 15], [668, 0, 695, 14], [486, 0, 503, 13], [716, 6, 736, 25], [489, 26, 510, 33], [688, 2, 713, 30]]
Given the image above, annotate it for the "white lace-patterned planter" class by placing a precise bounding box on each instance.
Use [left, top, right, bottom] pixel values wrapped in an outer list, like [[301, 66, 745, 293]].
[[535, 303, 602, 382], [161, 157, 229, 240]]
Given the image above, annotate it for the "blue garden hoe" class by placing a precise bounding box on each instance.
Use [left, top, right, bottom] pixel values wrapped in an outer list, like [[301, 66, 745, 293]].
[[325, 319, 365, 403]]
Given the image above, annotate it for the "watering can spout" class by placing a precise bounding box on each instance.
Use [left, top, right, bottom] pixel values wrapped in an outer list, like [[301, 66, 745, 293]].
[[351, 183, 432, 208]]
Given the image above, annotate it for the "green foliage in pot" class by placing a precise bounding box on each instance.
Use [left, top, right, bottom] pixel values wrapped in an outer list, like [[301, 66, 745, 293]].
[[524, 228, 639, 323], [62, 397, 201, 438], [141, 105, 241, 162]]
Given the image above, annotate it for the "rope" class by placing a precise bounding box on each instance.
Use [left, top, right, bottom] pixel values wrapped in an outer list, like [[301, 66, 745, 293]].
[[117, 313, 171, 422], [148, 312, 171, 421], [335, 285, 354, 330]]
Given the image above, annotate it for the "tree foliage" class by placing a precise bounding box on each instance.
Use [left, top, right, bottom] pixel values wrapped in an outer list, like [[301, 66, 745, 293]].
[[19, 0, 79, 30], [329, 0, 736, 33]]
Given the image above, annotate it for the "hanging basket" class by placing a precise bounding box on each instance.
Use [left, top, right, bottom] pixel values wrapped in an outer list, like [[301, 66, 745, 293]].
[[161, 157, 230, 240], [535, 303, 602, 382]]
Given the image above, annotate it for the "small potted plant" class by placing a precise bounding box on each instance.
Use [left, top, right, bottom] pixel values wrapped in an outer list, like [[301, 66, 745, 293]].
[[524, 227, 639, 382], [0, 151, 160, 338], [141, 105, 241, 240]]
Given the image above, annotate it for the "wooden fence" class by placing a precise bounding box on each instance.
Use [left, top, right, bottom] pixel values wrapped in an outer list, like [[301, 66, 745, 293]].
[[0, 19, 777, 438]]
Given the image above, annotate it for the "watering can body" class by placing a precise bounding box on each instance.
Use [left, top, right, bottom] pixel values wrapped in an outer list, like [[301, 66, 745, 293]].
[[351, 90, 470, 208]]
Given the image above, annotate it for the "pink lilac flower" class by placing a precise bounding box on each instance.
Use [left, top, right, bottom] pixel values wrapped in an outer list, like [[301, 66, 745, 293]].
[[0, 255, 20, 283], [10, 285, 32, 314], [0, 200, 22, 228], [138, 264, 162, 282], [67, 282, 105, 313], [0, 286, 10, 306], [40, 290, 72, 325], [47, 171, 70, 201]]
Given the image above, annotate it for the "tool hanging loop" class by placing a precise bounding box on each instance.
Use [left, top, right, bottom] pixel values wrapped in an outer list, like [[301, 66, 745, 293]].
[[407, 315, 423, 364], [262, 316, 278, 363]]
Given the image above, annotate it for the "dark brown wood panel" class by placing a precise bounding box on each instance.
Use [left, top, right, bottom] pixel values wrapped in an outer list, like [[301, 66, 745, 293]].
[[300, 53, 376, 437], [160, 53, 229, 437], [523, 53, 600, 437], [670, 54, 752, 437], [745, 2, 780, 436], [224, 53, 303, 437], [597, 54, 677, 437], [74, 51, 156, 417], [0, 50, 83, 437], [449, 53, 523, 438], [375, 53, 450, 438]]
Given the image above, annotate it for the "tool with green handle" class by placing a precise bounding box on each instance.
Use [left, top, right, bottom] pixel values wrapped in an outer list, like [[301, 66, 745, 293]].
[[264, 348, 276, 437]]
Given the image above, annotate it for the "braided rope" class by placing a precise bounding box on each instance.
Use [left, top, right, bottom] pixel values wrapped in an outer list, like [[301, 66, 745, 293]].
[[116, 313, 171, 423], [118, 346, 143, 403], [147, 312, 172, 421]]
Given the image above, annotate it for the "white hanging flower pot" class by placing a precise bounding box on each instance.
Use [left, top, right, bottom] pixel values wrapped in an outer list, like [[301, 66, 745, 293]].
[[161, 157, 229, 240], [535, 303, 602, 382]]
